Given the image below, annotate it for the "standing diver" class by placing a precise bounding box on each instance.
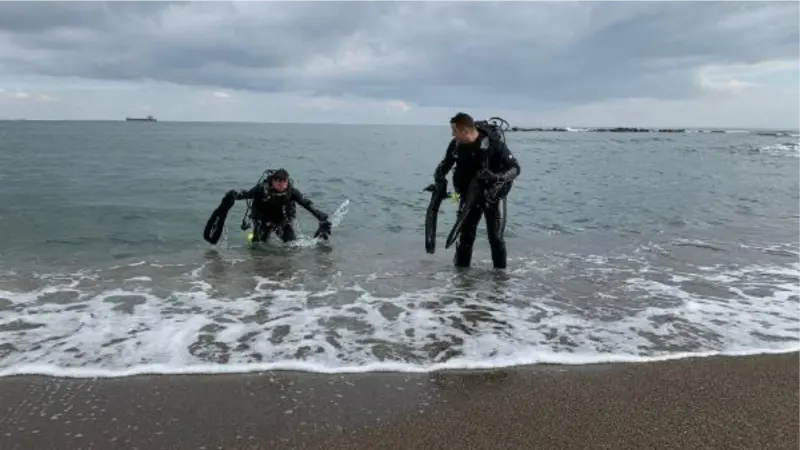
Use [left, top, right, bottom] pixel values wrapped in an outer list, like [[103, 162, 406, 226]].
[[432, 112, 521, 269], [203, 168, 332, 245]]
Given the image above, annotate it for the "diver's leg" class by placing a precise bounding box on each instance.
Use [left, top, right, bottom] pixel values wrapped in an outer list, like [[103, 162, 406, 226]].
[[279, 223, 297, 242], [252, 221, 272, 243], [453, 200, 483, 268], [484, 197, 508, 269]]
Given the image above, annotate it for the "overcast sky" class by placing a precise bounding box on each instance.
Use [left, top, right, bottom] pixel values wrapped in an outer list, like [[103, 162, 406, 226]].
[[0, 1, 797, 128]]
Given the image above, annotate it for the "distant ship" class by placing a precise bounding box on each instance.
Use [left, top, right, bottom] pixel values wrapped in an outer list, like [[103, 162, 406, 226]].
[[125, 115, 157, 122]]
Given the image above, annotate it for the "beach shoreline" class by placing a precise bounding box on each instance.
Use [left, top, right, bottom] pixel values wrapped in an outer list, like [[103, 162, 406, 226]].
[[0, 352, 797, 449]]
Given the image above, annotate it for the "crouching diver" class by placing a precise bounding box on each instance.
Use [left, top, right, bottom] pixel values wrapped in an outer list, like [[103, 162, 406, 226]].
[[433, 112, 520, 269], [203, 168, 332, 245]]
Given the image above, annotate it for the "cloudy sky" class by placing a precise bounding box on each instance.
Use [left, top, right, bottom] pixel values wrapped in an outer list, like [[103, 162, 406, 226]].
[[0, 1, 798, 128]]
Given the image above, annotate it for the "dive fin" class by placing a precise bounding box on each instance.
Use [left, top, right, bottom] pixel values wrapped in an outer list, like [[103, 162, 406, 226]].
[[203, 193, 236, 245], [444, 178, 480, 250], [424, 183, 450, 254]]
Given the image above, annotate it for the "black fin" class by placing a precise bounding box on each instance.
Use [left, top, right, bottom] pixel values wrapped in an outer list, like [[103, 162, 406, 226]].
[[203, 194, 236, 245], [445, 178, 480, 250], [424, 183, 449, 254]]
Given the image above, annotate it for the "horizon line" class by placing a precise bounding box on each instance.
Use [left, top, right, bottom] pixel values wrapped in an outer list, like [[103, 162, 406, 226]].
[[0, 118, 797, 132]]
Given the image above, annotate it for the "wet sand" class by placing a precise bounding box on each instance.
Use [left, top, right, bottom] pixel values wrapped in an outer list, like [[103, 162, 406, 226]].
[[0, 352, 797, 450]]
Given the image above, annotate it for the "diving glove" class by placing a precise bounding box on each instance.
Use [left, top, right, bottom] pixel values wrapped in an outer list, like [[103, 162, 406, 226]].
[[314, 219, 332, 240]]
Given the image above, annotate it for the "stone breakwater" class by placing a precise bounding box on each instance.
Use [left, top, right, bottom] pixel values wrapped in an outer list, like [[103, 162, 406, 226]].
[[507, 127, 797, 135]]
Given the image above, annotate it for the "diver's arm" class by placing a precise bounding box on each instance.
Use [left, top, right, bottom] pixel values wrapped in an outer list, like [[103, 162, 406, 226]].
[[226, 185, 258, 201], [495, 142, 521, 182], [433, 139, 457, 183], [291, 188, 329, 222], [479, 141, 520, 183]]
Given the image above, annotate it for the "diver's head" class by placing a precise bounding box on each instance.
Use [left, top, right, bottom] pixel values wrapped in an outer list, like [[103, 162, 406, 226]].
[[450, 112, 480, 144], [269, 168, 290, 193]]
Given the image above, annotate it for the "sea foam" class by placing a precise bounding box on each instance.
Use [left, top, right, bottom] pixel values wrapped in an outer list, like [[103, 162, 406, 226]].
[[0, 245, 797, 378]]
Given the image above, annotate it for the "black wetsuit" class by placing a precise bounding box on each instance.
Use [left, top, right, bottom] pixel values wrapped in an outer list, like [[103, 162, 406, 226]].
[[229, 182, 329, 243], [433, 125, 521, 268]]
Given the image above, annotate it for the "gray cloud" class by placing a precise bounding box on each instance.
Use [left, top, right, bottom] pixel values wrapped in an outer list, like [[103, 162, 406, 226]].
[[0, 1, 182, 34], [0, 1, 797, 111]]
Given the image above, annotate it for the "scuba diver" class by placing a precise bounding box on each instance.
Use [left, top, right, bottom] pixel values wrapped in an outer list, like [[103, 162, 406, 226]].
[[203, 168, 332, 245], [431, 112, 521, 269]]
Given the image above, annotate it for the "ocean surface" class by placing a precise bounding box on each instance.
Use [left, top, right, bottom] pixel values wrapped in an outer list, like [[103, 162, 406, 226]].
[[0, 120, 797, 378]]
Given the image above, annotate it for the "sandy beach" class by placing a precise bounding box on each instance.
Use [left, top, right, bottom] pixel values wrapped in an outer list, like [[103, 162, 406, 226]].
[[0, 352, 797, 450]]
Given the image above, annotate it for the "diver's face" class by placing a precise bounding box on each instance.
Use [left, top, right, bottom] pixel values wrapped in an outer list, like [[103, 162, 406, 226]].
[[451, 124, 476, 144], [271, 178, 288, 192]]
